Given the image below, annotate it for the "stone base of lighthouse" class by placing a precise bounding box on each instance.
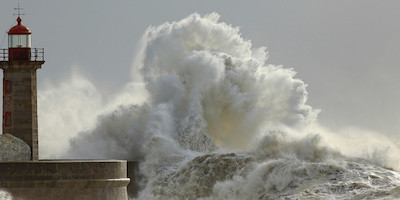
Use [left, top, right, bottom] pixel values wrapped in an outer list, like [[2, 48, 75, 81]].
[[0, 160, 130, 200]]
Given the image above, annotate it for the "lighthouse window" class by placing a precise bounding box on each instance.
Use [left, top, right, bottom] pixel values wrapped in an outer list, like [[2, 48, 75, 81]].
[[4, 80, 12, 94], [27, 35, 31, 47], [5, 112, 11, 127], [8, 35, 31, 48]]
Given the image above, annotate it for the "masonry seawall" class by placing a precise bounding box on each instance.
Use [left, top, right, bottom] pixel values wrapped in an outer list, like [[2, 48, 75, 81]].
[[0, 160, 130, 200]]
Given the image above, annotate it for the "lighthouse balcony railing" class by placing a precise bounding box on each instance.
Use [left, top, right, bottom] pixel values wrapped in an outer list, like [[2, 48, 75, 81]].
[[0, 48, 44, 62]]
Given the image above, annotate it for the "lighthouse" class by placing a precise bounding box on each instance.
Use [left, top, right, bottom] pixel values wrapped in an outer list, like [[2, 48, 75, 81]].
[[0, 14, 44, 160], [0, 8, 134, 200]]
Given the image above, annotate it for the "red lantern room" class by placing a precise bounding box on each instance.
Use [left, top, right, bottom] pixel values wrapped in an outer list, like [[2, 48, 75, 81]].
[[8, 17, 32, 61]]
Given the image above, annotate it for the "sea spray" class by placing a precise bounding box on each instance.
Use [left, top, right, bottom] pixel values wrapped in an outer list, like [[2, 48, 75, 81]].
[[36, 13, 400, 199], [137, 131, 400, 199], [138, 12, 317, 150], [38, 71, 102, 158], [0, 189, 13, 200], [61, 12, 317, 160]]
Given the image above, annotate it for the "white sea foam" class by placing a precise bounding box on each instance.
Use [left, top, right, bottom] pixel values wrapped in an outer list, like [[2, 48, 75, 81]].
[[139, 132, 400, 199], [0, 189, 13, 200], [37, 13, 400, 199]]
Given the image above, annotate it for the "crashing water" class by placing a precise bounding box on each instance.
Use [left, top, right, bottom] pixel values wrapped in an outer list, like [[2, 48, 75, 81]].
[[142, 133, 400, 199], [38, 13, 400, 199], [0, 189, 12, 200]]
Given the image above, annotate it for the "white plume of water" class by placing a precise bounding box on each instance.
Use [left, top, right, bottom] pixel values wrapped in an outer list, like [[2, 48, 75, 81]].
[[59, 12, 317, 159], [37, 13, 400, 199], [140, 13, 317, 149], [38, 69, 148, 159], [0, 189, 13, 200], [38, 70, 101, 158]]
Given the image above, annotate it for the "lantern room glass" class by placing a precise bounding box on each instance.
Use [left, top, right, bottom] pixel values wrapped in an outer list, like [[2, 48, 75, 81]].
[[8, 34, 31, 48]]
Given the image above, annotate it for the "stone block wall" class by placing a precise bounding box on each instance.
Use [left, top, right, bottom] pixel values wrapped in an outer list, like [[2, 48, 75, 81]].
[[0, 61, 43, 161], [0, 160, 130, 200]]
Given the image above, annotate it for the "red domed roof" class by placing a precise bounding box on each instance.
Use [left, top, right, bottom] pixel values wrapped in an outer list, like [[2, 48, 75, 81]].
[[8, 17, 31, 35]]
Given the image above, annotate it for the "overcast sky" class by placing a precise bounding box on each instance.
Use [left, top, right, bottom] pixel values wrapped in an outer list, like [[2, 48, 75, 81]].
[[1, 0, 399, 137]]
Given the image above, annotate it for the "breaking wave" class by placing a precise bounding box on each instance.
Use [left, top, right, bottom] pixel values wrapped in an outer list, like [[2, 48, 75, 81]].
[[141, 132, 400, 199], [0, 189, 13, 200], [38, 13, 400, 199]]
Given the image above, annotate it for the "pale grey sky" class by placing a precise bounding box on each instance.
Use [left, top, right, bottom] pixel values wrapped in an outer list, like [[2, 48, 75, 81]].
[[1, 0, 399, 136]]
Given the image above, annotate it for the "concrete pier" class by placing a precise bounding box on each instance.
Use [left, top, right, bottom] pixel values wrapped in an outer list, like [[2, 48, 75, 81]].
[[0, 160, 130, 200]]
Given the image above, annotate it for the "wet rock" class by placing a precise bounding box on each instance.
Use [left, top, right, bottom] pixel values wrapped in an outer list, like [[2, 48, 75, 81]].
[[0, 134, 31, 161]]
